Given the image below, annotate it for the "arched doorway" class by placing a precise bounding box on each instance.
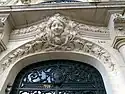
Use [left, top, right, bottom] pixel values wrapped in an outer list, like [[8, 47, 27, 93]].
[[10, 60, 107, 94]]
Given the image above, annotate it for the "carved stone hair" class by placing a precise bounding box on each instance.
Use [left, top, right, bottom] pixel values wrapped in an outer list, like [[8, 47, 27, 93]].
[[47, 13, 67, 30]]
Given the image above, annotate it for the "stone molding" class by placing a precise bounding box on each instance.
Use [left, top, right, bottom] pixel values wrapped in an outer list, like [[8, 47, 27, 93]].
[[0, 14, 115, 74], [0, 14, 8, 36], [113, 13, 125, 49], [113, 37, 125, 50], [10, 14, 109, 40], [113, 13, 125, 37], [0, 14, 10, 53]]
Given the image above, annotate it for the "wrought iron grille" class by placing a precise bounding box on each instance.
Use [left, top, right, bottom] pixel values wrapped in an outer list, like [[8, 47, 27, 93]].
[[10, 60, 107, 94]]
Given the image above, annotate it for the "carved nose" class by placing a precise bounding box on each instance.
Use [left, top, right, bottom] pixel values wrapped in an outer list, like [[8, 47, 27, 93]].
[[55, 25, 58, 29], [55, 27, 59, 31]]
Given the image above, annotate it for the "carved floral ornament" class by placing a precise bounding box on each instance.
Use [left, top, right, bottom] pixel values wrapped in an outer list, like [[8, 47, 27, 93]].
[[113, 13, 125, 36], [0, 14, 115, 74], [113, 13, 125, 23]]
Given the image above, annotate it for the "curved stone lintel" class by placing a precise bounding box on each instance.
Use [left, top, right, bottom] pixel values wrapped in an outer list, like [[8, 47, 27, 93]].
[[0, 37, 116, 74]]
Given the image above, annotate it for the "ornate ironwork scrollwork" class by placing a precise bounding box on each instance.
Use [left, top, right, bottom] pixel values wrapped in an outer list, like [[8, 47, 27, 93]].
[[10, 60, 107, 94]]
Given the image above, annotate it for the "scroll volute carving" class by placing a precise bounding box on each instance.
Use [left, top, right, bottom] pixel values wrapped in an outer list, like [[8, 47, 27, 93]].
[[113, 13, 125, 49]]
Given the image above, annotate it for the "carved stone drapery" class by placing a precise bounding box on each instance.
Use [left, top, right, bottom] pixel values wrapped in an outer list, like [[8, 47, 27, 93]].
[[0, 14, 115, 74]]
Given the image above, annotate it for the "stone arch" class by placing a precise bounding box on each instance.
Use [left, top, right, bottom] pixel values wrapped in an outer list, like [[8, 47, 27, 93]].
[[10, 57, 108, 94], [0, 37, 125, 94], [0, 35, 121, 94], [0, 52, 112, 94]]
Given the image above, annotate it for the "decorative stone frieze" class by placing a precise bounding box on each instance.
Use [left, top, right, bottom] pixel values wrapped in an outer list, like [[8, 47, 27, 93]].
[[0, 14, 115, 74], [10, 13, 109, 40]]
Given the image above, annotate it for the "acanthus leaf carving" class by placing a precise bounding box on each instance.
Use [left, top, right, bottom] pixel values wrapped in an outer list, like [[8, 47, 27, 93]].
[[113, 13, 125, 36], [114, 13, 125, 23], [115, 26, 125, 36], [0, 14, 115, 74]]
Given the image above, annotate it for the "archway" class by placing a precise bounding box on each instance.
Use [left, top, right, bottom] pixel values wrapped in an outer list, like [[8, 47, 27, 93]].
[[0, 52, 113, 94], [10, 59, 107, 94]]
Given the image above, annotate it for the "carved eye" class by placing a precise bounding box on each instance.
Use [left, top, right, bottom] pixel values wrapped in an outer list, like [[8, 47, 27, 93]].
[[51, 21, 63, 29], [52, 23, 56, 27], [58, 23, 63, 27]]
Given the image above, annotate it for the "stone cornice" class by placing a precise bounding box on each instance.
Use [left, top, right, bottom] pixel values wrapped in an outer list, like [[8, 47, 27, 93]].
[[0, 1, 125, 12], [0, 1, 124, 28]]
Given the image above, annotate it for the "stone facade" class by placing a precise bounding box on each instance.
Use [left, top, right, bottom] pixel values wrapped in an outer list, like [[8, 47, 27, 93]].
[[1, 1, 125, 94]]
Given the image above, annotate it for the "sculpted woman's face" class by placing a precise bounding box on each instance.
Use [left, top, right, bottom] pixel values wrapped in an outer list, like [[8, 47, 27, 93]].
[[50, 20, 64, 36]]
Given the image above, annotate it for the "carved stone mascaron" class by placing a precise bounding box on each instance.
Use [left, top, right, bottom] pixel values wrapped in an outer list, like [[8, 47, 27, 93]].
[[11, 13, 109, 40], [0, 14, 115, 74]]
